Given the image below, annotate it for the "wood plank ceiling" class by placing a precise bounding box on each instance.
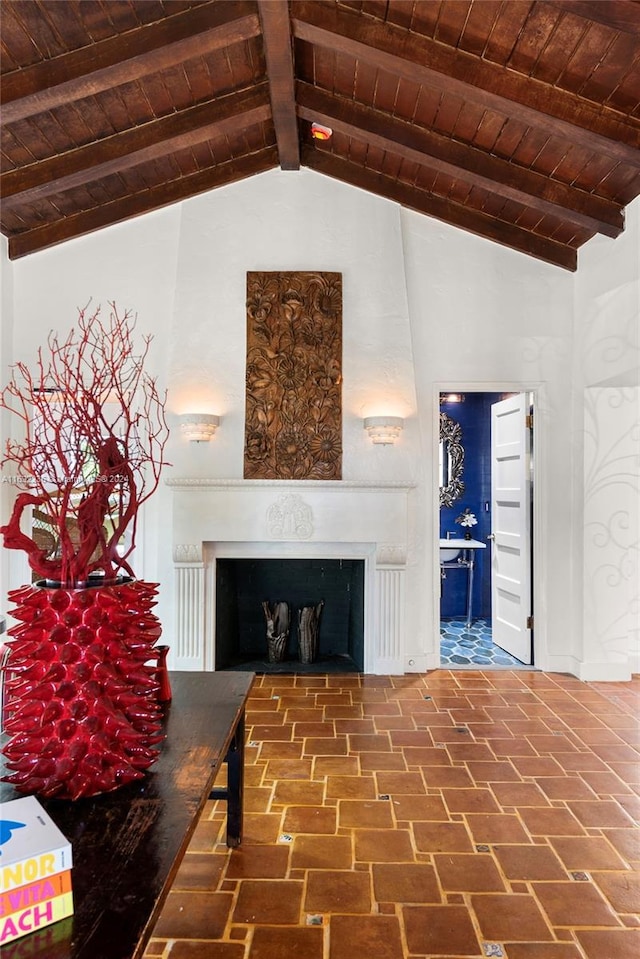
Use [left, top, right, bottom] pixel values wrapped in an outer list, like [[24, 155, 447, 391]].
[[2, 0, 639, 270]]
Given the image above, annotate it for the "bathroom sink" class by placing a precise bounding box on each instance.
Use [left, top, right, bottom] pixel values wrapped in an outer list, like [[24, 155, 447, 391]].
[[439, 538, 486, 562], [439, 540, 462, 562]]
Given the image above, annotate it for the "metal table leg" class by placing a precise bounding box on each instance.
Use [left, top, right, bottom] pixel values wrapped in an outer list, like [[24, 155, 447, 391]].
[[209, 710, 245, 847]]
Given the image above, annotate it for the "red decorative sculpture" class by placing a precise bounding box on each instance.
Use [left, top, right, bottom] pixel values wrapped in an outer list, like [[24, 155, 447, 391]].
[[2, 581, 163, 799], [0, 304, 171, 799], [0, 303, 169, 586]]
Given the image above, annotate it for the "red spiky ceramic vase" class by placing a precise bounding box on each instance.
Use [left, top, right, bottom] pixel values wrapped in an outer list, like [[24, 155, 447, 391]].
[[1, 579, 166, 800]]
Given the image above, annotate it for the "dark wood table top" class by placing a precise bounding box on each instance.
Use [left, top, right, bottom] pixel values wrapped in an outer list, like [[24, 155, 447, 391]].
[[1, 670, 255, 959]]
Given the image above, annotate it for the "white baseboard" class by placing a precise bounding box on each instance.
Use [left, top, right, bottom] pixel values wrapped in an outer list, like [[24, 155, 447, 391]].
[[578, 660, 632, 682], [372, 658, 404, 675], [545, 654, 581, 678], [404, 654, 430, 672]]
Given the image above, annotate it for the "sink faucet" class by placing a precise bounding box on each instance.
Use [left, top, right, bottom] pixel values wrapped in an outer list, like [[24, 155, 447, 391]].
[[446, 530, 456, 539]]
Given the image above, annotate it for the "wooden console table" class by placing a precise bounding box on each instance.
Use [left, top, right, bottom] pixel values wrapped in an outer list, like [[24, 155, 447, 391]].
[[0, 670, 255, 959]]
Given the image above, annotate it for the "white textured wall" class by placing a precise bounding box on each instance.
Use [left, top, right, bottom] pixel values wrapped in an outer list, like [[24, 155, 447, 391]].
[[400, 211, 577, 672], [167, 170, 418, 483], [580, 388, 639, 679], [575, 197, 640, 679], [1, 171, 421, 644], [6, 206, 183, 594], [1, 174, 638, 677]]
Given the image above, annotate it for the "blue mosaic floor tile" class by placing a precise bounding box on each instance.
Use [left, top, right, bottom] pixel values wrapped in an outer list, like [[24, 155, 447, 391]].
[[440, 618, 526, 668]]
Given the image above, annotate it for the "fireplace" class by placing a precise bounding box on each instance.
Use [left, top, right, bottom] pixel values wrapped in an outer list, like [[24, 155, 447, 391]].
[[167, 479, 412, 674], [215, 558, 364, 672]]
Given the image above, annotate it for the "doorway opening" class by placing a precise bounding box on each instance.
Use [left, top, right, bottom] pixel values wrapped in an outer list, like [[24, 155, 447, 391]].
[[438, 390, 534, 669]]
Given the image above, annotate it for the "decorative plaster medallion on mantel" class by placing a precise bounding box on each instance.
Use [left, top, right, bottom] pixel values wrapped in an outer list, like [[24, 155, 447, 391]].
[[267, 493, 313, 539]]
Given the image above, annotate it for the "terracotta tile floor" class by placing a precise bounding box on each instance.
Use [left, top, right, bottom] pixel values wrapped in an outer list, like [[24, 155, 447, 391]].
[[145, 670, 640, 959]]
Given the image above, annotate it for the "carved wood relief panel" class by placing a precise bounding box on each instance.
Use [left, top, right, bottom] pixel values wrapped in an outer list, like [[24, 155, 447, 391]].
[[244, 271, 343, 480]]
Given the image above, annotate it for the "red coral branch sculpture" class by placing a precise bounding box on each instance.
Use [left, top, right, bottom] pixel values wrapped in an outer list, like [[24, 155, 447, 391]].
[[0, 303, 170, 586]]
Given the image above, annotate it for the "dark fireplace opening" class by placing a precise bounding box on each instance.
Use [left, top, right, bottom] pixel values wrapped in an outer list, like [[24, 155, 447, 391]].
[[215, 558, 365, 673]]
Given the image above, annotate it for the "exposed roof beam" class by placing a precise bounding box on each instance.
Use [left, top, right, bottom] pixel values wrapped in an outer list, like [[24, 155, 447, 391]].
[[302, 145, 577, 271], [1, 1, 260, 124], [297, 82, 623, 238], [292, 1, 640, 168], [7, 147, 278, 260], [548, 1, 640, 35], [2, 85, 272, 206], [258, 0, 299, 170]]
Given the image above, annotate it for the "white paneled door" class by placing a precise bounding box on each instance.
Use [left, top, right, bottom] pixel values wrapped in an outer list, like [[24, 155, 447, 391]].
[[490, 394, 533, 664]]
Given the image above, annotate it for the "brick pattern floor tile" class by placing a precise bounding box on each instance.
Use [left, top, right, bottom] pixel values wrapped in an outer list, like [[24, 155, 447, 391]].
[[146, 669, 640, 958]]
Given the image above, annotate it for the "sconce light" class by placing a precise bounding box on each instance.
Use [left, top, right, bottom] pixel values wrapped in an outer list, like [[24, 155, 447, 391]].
[[440, 393, 465, 404], [364, 416, 404, 446], [179, 413, 220, 442]]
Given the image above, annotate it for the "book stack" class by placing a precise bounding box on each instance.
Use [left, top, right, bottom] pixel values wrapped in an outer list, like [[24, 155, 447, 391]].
[[0, 796, 73, 948]]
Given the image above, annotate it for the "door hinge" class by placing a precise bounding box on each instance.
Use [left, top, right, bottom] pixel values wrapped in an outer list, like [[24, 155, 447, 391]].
[[526, 413, 533, 429], [526, 615, 534, 630]]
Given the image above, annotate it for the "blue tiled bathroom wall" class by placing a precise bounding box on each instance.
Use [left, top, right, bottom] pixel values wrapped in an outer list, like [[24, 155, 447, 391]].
[[440, 393, 503, 620]]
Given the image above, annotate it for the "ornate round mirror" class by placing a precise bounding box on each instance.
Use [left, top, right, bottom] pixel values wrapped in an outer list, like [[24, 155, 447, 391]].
[[439, 412, 464, 507]]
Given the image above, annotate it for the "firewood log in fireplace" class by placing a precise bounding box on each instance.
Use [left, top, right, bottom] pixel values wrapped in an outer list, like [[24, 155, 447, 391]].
[[298, 601, 324, 664], [262, 600, 290, 662]]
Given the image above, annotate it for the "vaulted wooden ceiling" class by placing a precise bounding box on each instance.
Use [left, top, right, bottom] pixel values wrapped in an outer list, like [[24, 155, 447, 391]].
[[2, 1, 639, 269]]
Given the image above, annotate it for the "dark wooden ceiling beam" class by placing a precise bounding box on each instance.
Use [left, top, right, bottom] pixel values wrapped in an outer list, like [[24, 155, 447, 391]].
[[1, 1, 261, 124], [257, 0, 300, 170], [547, 1, 640, 35], [1, 85, 272, 206], [291, 1, 640, 168], [297, 82, 623, 238], [7, 147, 279, 260], [302, 145, 577, 271]]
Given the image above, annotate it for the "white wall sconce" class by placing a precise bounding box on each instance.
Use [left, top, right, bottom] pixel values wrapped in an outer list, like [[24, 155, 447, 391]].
[[364, 416, 404, 445], [179, 413, 220, 442]]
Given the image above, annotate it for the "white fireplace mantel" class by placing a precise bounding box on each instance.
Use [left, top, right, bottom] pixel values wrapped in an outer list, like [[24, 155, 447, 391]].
[[166, 477, 414, 490], [167, 477, 415, 674]]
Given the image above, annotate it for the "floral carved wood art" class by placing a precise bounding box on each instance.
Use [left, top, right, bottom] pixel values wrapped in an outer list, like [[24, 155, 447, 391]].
[[244, 272, 343, 480]]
